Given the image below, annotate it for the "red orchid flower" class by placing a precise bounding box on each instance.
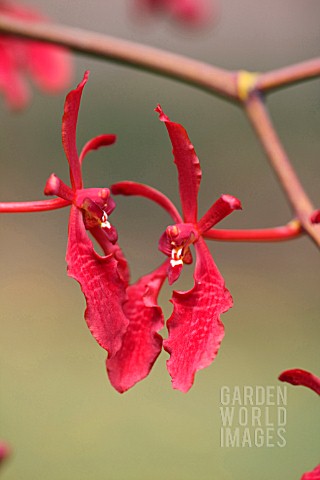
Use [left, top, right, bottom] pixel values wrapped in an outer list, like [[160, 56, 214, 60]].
[[0, 0, 72, 109], [133, 0, 217, 28], [112, 105, 241, 392], [279, 369, 320, 480], [44, 72, 167, 393], [44, 71, 130, 358]]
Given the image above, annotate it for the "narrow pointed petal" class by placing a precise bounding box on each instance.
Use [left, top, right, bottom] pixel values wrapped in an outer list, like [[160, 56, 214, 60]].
[[164, 237, 232, 392], [62, 71, 89, 190], [301, 464, 320, 480], [112, 181, 182, 223], [66, 205, 128, 357], [155, 105, 201, 223], [79, 134, 117, 165], [197, 194, 242, 234], [44, 173, 74, 201], [107, 262, 168, 393], [279, 369, 320, 395]]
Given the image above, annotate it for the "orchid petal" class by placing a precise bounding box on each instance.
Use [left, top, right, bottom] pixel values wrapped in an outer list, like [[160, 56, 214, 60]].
[[0, 42, 29, 109], [91, 227, 131, 286], [279, 369, 320, 395], [79, 134, 117, 165], [155, 105, 201, 223], [197, 194, 242, 234], [26, 41, 72, 93], [112, 181, 182, 223], [62, 71, 89, 190], [164, 237, 232, 392], [167, 262, 183, 285], [66, 205, 128, 357], [44, 173, 74, 202], [301, 464, 320, 480], [107, 262, 168, 393], [169, 0, 214, 26], [0, 441, 10, 465]]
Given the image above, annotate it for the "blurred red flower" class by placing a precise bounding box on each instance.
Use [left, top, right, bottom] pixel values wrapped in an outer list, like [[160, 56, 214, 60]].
[[0, 0, 72, 109], [133, 0, 217, 28]]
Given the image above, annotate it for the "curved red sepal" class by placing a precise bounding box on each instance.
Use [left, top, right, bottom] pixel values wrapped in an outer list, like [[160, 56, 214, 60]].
[[106, 262, 168, 393], [156, 105, 201, 224], [301, 464, 320, 480], [279, 369, 320, 396], [111, 181, 182, 224], [66, 206, 128, 357], [62, 71, 89, 190], [164, 237, 232, 392], [79, 134, 117, 165], [197, 194, 242, 234]]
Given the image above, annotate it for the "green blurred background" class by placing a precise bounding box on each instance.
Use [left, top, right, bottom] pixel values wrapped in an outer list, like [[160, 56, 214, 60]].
[[1, 0, 319, 478]]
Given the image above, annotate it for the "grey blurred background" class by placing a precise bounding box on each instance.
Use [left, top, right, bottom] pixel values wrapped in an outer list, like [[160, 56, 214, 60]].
[[1, 1, 319, 479]]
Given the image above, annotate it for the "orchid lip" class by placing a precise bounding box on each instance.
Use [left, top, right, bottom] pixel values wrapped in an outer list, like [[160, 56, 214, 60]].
[[170, 247, 184, 267], [101, 211, 111, 229]]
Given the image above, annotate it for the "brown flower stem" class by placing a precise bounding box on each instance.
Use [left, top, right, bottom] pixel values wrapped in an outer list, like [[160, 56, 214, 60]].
[[0, 15, 237, 100], [256, 58, 320, 94], [204, 220, 302, 242], [244, 93, 320, 248]]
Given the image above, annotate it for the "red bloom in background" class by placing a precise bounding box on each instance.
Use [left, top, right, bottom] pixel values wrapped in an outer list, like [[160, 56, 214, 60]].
[[133, 0, 217, 27], [279, 369, 320, 479], [112, 105, 241, 392], [0, 0, 72, 109], [0, 441, 10, 466]]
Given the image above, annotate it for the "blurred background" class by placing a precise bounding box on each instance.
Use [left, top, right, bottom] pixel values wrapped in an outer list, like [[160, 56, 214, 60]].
[[1, 0, 319, 478]]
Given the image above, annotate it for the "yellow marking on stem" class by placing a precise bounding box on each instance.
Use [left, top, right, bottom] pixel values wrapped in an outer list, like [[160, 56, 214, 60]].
[[237, 71, 260, 102]]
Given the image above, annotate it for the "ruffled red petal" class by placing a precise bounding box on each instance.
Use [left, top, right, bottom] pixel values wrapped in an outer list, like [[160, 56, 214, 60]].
[[107, 262, 168, 393], [155, 105, 201, 224], [164, 237, 232, 392], [66, 205, 128, 357], [62, 71, 89, 190], [279, 369, 320, 395]]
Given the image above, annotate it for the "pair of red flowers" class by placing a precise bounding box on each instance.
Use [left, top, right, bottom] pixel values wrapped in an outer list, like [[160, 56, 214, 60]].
[[45, 71, 241, 393]]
